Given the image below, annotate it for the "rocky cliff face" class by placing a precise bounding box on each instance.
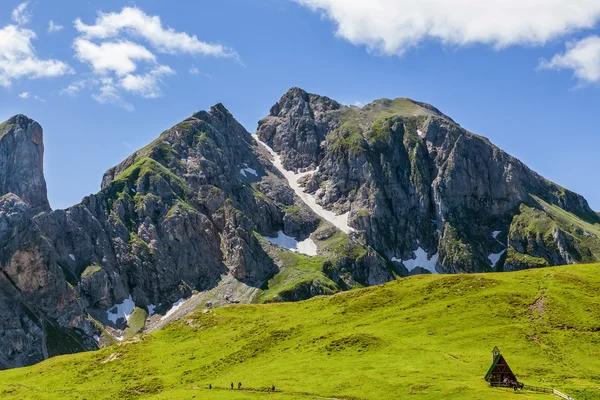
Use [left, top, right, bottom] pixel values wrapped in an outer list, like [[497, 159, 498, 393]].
[[257, 88, 600, 274], [0, 115, 50, 211], [0, 116, 95, 369], [0, 105, 389, 370], [1, 88, 598, 369]]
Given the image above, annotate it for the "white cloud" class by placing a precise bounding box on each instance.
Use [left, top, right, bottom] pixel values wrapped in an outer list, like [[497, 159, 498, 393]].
[[74, 7, 238, 58], [189, 66, 212, 78], [48, 20, 64, 33], [60, 79, 88, 96], [92, 78, 134, 111], [74, 38, 156, 76], [18, 91, 45, 101], [295, 0, 600, 55], [72, 6, 238, 108], [539, 36, 600, 84], [120, 65, 175, 98], [11, 2, 30, 25], [0, 24, 72, 87]]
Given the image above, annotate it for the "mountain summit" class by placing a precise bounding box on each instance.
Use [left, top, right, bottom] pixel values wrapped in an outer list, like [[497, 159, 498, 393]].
[[0, 115, 50, 211], [0, 89, 599, 369]]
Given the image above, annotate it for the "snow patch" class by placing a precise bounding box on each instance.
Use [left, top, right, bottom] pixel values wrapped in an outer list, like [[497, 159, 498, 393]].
[[265, 231, 318, 256], [68, 254, 76, 261], [488, 250, 506, 268], [147, 304, 156, 317], [255, 136, 354, 234], [93, 335, 100, 342], [392, 247, 439, 274], [239, 164, 258, 177], [107, 295, 135, 324], [417, 129, 425, 138], [297, 237, 318, 256], [161, 298, 185, 321], [492, 231, 501, 239]]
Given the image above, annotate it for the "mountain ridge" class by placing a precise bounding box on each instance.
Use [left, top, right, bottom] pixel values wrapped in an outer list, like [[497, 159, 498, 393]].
[[0, 88, 599, 370]]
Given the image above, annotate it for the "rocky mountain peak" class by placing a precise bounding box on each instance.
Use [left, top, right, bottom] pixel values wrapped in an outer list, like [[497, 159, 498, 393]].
[[0, 114, 50, 211]]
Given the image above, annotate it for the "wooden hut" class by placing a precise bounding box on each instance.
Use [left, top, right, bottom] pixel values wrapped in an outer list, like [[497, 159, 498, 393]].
[[484, 347, 518, 386]]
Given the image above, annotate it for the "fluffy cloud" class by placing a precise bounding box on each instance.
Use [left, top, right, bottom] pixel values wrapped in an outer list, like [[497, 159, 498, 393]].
[[92, 78, 134, 112], [48, 20, 64, 33], [0, 12, 72, 87], [120, 65, 175, 98], [74, 39, 156, 76], [11, 2, 30, 25], [18, 91, 29, 98], [295, 0, 600, 55], [539, 36, 600, 84], [71, 7, 238, 108], [74, 7, 238, 58]]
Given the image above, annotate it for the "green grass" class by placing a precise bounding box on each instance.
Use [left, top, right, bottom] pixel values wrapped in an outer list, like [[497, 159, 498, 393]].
[[125, 308, 148, 336], [254, 251, 337, 303], [81, 265, 102, 280], [360, 98, 441, 121], [2, 265, 599, 399]]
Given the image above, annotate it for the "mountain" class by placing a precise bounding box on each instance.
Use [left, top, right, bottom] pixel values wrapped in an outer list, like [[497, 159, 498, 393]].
[[1, 88, 599, 369], [257, 88, 600, 273], [1, 264, 598, 399]]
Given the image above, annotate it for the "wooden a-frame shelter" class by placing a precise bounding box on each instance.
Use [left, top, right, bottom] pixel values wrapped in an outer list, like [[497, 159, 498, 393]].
[[484, 347, 518, 385]]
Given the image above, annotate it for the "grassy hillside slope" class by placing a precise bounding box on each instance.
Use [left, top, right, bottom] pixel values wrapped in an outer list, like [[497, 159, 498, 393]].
[[1, 265, 599, 400]]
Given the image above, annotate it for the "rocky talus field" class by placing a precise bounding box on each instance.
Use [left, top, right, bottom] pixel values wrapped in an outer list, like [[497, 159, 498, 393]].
[[1, 88, 599, 389]]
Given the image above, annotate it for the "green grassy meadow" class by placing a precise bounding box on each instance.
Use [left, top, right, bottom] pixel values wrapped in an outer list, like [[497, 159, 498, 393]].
[[1, 265, 599, 399]]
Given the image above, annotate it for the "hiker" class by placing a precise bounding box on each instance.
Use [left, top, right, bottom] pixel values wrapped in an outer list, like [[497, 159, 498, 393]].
[[238, 382, 242, 389], [231, 382, 234, 390], [511, 380, 518, 392], [503, 377, 510, 385], [208, 383, 212, 390], [271, 385, 276, 392]]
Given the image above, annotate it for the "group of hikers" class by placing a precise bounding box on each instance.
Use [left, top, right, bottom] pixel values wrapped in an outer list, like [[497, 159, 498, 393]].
[[206, 382, 276, 392], [503, 377, 520, 392]]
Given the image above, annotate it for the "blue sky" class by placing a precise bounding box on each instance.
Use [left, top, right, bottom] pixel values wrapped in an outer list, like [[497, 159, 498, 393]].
[[1, 0, 599, 210]]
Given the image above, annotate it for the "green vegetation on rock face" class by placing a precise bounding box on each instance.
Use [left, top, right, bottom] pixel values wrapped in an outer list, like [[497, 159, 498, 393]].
[[124, 308, 148, 336], [81, 265, 102, 280], [1, 265, 599, 399], [506, 248, 549, 269], [326, 121, 366, 154], [362, 98, 438, 118], [318, 229, 367, 260], [507, 196, 600, 267], [254, 251, 337, 303]]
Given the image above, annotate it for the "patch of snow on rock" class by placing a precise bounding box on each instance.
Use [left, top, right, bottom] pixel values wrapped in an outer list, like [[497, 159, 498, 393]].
[[69, 254, 76, 261], [161, 298, 185, 321], [93, 335, 100, 342], [296, 237, 318, 256], [392, 247, 439, 274], [266, 231, 317, 256], [255, 136, 354, 234], [147, 304, 156, 316], [488, 250, 506, 268], [239, 163, 258, 177], [107, 295, 135, 324], [492, 231, 501, 239]]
